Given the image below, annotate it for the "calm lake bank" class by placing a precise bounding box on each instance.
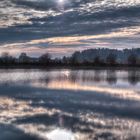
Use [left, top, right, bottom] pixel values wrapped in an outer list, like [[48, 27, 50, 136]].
[[0, 65, 140, 70]]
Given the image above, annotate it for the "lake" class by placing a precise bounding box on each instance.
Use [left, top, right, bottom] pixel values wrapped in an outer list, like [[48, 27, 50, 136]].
[[0, 68, 140, 140]]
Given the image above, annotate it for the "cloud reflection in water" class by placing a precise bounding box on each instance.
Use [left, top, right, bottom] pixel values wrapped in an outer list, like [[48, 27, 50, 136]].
[[0, 69, 140, 140]]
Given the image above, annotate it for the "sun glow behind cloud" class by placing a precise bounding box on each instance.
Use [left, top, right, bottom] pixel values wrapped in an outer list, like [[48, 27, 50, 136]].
[[59, 0, 64, 4]]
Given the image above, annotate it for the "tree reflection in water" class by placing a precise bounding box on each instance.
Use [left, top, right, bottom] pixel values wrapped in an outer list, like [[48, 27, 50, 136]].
[[128, 70, 140, 85], [106, 70, 117, 85]]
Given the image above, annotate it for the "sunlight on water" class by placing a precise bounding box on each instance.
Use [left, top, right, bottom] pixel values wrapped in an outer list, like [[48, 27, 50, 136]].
[[47, 128, 75, 140], [47, 81, 140, 101]]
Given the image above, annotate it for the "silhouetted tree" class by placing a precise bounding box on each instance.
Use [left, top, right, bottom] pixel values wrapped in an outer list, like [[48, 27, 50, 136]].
[[0, 52, 15, 64], [106, 53, 117, 65], [53, 58, 62, 65], [39, 53, 51, 65], [71, 51, 80, 65], [128, 54, 137, 66], [62, 56, 70, 65], [94, 56, 101, 65], [19, 53, 29, 63]]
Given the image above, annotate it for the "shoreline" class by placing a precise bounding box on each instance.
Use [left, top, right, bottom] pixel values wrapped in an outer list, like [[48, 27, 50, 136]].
[[0, 65, 139, 70]]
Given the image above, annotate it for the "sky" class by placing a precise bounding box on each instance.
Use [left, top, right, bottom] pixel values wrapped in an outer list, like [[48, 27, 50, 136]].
[[0, 0, 140, 57]]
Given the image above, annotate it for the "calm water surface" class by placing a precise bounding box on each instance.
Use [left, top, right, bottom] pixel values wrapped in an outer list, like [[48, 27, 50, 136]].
[[0, 69, 140, 140]]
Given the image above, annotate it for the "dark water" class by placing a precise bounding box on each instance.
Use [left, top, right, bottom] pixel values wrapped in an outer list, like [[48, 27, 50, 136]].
[[0, 69, 140, 140]]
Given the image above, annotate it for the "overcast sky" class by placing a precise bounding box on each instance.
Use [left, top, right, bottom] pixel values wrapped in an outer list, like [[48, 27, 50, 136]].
[[0, 0, 140, 57]]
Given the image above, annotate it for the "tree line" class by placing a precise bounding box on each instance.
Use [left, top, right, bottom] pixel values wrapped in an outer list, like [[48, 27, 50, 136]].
[[0, 48, 140, 67]]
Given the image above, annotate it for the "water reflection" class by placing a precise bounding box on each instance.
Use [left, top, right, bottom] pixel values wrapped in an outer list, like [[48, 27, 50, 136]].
[[94, 70, 102, 82], [47, 128, 74, 140], [128, 70, 140, 85], [0, 69, 140, 140], [106, 70, 117, 85], [0, 69, 139, 86]]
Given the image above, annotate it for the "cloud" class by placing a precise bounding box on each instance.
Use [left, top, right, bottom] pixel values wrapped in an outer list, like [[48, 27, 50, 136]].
[[0, 0, 140, 56], [0, 25, 140, 57]]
